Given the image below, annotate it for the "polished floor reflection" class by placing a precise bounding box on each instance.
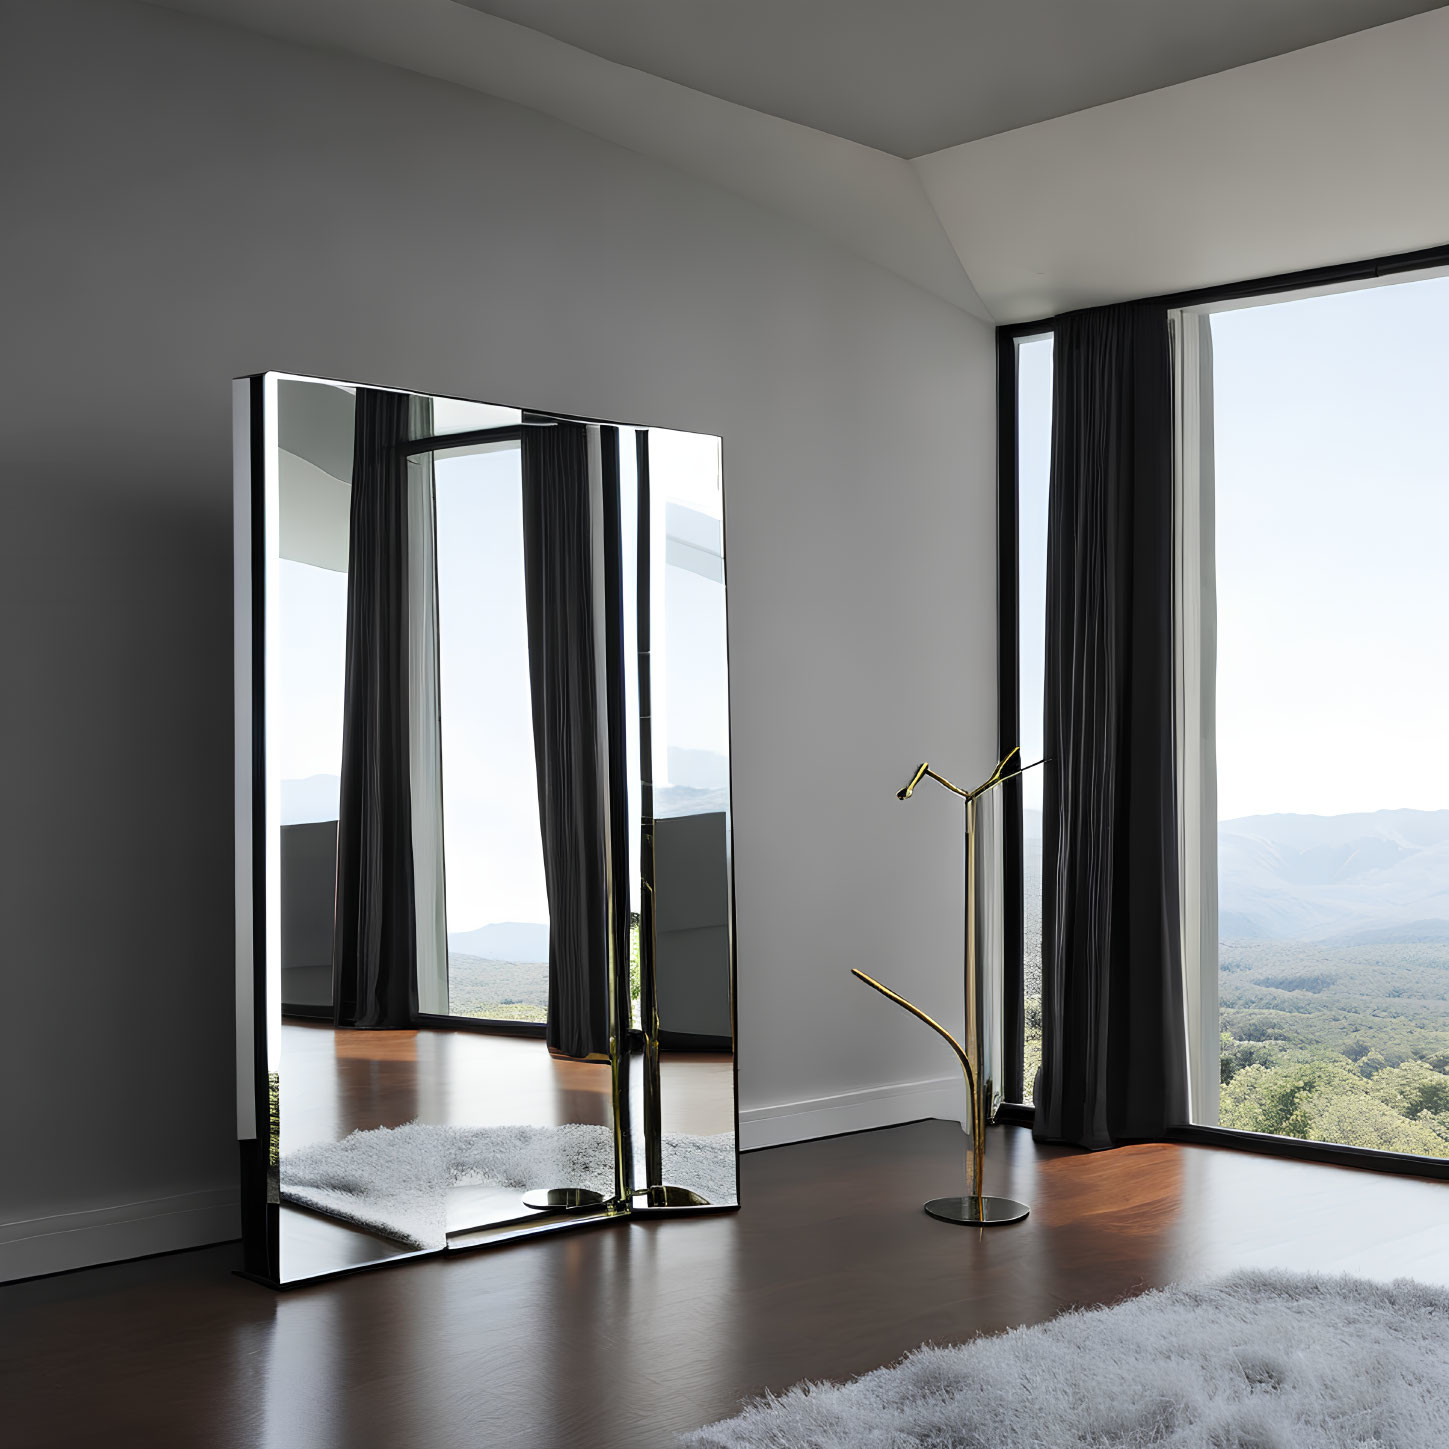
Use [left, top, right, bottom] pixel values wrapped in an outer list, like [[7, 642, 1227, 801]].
[[279, 1023, 734, 1278], [282, 1022, 615, 1150], [7, 1122, 1448, 1448], [281, 1022, 617, 1277]]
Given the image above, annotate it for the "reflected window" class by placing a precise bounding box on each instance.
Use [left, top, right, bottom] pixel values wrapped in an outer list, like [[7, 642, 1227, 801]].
[[434, 442, 551, 1022], [274, 379, 354, 1016], [649, 430, 729, 820], [644, 429, 733, 1052]]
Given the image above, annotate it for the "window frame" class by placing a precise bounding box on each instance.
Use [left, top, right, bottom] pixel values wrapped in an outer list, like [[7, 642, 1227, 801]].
[[994, 239, 1449, 1178]]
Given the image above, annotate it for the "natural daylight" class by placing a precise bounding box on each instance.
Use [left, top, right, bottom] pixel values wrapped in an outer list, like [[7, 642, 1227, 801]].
[[1018, 282, 1449, 1157], [1210, 276, 1449, 1156]]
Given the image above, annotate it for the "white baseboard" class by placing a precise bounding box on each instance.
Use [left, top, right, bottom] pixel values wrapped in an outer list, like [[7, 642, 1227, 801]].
[[738, 1075, 965, 1150], [0, 1187, 240, 1284], [0, 1086, 960, 1278]]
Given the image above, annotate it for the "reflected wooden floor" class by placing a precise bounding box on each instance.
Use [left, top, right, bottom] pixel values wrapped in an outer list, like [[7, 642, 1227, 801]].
[[281, 1023, 616, 1152], [279, 1023, 734, 1279], [281, 1023, 733, 1150], [6, 1122, 1448, 1448]]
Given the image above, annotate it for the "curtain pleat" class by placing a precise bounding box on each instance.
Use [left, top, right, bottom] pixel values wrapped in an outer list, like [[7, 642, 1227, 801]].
[[406, 397, 449, 1017], [332, 388, 418, 1030], [1034, 303, 1189, 1148], [522, 423, 613, 1060]]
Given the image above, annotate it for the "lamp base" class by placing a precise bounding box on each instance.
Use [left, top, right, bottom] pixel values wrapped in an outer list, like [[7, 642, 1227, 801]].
[[522, 1188, 608, 1212], [924, 1195, 1029, 1225], [633, 1185, 711, 1208]]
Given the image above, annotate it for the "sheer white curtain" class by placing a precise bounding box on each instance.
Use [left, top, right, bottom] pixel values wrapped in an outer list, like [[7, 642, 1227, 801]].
[[1170, 308, 1220, 1126], [408, 397, 449, 1017]]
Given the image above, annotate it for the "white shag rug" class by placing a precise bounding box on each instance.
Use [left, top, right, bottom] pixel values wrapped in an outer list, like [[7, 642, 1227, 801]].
[[686, 1270, 1449, 1448], [281, 1121, 736, 1250]]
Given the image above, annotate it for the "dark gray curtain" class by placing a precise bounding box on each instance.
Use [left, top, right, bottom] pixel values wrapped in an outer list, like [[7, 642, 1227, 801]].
[[522, 423, 612, 1061], [332, 388, 418, 1030], [1034, 303, 1189, 1149]]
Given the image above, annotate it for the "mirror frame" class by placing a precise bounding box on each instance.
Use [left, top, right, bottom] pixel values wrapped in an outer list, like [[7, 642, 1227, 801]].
[[234, 372, 739, 1286]]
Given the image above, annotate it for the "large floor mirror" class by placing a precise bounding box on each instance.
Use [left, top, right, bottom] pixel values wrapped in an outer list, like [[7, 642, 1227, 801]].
[[234, 373, 737, 1285]]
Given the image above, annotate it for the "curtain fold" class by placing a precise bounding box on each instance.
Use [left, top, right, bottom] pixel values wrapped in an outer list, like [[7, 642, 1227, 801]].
[[406, 396, 449, 1017], [522, 423, 613, 1060], [1034, 302, 1189, 1149], [332, 388, 418, 1030]]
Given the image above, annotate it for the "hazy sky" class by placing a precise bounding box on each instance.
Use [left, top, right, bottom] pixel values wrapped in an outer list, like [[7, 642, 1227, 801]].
[[1016, 272, 1449, 821], [1017, 336, 1051, 814], [433, 444, 551, 931], [1211, 276, 1449, 818], [276, 560, 348, 791], [650, 429, 729, 771]]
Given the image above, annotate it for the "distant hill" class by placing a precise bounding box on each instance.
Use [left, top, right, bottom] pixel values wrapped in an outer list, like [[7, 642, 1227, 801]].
[[447, 921, 549, 963], [1220, 809, 1449, 943], [657, 748, 730, 818], [1325, 919, 1449, 947], [667, 747, 728, 790], [1024, 807, 1449, 948]]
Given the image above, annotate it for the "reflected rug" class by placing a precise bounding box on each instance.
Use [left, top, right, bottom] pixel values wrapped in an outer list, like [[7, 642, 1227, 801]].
[[281, 1121, 736, 1250], [686, 1270, 1449, 1448]]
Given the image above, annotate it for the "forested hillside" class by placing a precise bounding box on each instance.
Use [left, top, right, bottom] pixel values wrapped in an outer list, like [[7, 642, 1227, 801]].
[[1218, 938, 1449, 1156], [1020, 810, 1449, 1156]]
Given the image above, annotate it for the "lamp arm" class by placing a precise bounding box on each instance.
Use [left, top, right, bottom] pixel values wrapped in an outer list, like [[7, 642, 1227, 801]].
[[976, 744, 1021, 794], [898, 748, 1047, 805], [896, 761, 931, 800], [922, 767, 973, 799], [849, 969, 976, 1102], [896, 761, 974, 801], [966, 756, 1046, 801]]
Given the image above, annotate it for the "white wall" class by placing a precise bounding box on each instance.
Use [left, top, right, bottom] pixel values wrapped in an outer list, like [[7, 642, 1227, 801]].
[[0, 0, 996, 1278], [148, 0, 990, 317]]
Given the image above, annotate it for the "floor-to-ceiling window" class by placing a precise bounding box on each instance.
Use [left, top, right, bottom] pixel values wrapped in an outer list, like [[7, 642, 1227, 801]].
[[1184, 273, 1449, 1158], [1011, 334, 1053, 1101]]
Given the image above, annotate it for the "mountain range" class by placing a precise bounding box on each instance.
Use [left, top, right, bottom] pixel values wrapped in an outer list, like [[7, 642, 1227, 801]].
[[1025, 807, 1449, 945], [1219, 809, 1449, 943], [447, 921, 549, 962]]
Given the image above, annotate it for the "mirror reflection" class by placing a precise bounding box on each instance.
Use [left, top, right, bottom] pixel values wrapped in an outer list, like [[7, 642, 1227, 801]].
[[632, 429, 737, 1207], [239, 373, 736, 1284]]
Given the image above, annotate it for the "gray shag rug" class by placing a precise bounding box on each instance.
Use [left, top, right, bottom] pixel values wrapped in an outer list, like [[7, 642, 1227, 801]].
[[686, 1270, 1449, 1448], [282, 1120, 735, 1250]]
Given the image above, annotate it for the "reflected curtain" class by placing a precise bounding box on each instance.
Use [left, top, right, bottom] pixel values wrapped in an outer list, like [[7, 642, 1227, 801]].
[[522, 423, 612, 1060], [1034, 302, 1189, 1149], [332, 388, 418, 1030], [598, 427, 634, 1071], [407, 396, 449, 1017]]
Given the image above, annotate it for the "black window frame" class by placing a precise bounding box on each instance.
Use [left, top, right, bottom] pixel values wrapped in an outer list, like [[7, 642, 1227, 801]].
[[995, 239, 1449, 1178]]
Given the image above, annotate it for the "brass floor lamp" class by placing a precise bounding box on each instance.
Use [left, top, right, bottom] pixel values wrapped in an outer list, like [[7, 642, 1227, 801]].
[[853, 749, 1041, 1226]]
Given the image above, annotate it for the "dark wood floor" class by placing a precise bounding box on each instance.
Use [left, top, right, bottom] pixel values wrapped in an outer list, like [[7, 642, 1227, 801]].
[[4, 1121, 1448, 1449]]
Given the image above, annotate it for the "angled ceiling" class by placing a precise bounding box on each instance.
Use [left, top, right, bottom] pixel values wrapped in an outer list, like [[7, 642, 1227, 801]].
[[919, 5, 1449, 321], [458, 0, 1442, 157], [143, 0, 990, 314], [144, 0, 1449, 322]]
